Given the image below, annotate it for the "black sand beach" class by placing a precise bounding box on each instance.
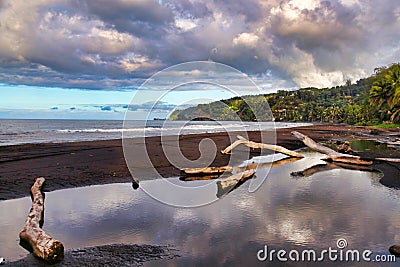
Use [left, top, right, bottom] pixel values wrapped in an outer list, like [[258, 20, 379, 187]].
[[0, 124, 399, 200]]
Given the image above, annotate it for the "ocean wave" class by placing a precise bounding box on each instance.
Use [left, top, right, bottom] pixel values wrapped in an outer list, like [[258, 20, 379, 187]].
[[57, 128, 159, 133], [56, 123, 252, 134]]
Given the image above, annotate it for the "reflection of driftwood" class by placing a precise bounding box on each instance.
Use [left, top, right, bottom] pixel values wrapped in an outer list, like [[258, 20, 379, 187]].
[[221, 135, 304, 158], [180, 174, 221, 181], [181, 166, 234, 176], [292, 131, 373, 165], [19, 178, 64, 263], [217, 169, 256, 194], [291, 162, 375, 177], [291, 164, 336, 177]]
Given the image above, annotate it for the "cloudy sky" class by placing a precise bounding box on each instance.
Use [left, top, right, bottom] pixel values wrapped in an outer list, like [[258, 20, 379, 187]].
[[0, 0, 399, 119]]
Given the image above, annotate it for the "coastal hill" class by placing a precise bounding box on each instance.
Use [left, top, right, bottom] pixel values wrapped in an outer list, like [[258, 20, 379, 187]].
[[169, 63, 400, 125]]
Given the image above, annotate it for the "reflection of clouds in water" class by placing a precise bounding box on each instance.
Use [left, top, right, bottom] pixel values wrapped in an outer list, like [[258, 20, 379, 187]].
[[279, 219, 315, 245], [0, 197, 32, 260], [44, 183, 142, 228], [1, 153, 400, 264]]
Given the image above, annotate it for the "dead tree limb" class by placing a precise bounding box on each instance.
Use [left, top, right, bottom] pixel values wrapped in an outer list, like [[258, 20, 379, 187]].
[[19, 177, 64, 263], [292, 131, 400, 165], [292, 131, 373, 165], [221, 135, 304, 158]]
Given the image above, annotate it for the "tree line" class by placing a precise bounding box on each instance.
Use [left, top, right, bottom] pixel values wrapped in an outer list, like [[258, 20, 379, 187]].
[[169, 63, 400, 125]]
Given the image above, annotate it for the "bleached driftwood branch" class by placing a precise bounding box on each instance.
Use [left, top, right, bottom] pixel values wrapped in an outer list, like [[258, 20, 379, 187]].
[[374, 157, 400, 163], [291, 131, 373, 165], [292, 131, 400, 165], [19, 177, 64, 263], [221, 135, 304, 158]]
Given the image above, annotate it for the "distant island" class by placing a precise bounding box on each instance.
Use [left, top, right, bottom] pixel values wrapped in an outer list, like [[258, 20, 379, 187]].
[[169, 63, 400, 127]]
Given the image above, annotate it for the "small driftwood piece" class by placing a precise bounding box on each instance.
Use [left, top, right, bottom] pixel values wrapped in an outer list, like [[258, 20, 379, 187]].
[[19, 177, 64, 263], [216, 169, 256, 198], [217, 169, 256, 191], [375, 157, 400, 163], [292, 131, 373, 165], [181, 166, 234, 176], [221, 135, 304, 158]]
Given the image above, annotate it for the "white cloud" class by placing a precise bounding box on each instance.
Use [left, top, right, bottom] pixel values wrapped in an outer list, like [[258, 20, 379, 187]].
[[175, 18, 198, 31], [233, 33, 259, 48]]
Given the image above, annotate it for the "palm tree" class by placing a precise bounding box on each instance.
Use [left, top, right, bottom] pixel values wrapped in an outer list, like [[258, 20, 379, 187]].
[[369, 63, 400, 123]]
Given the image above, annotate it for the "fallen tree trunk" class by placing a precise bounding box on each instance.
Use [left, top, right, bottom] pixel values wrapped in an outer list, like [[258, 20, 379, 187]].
[[292, 131, 373, 165], [19, 177, 64, 263], [221, 135, 304, 158]]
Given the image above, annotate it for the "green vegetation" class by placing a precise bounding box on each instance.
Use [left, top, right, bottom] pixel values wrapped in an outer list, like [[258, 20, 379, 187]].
[[169, 63, 400, 125], [371, 123, 400, 129]]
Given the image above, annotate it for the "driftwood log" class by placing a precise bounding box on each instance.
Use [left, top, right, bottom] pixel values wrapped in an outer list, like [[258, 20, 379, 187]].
[[292, 131, 373, 165], [292, 131, 400, 164], [19, 177, 64, 263], [221, 135, 304, 158]]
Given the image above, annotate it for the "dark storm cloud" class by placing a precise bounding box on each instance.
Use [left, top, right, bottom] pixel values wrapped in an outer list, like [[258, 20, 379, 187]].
[[0, 0, 399, 90]]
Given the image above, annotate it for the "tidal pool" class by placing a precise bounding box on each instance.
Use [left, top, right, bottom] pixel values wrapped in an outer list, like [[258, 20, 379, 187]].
[[1, 151, 399, 266]]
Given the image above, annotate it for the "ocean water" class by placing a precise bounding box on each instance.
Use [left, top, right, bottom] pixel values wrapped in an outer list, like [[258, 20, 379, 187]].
[[0, 119, 311, 146]]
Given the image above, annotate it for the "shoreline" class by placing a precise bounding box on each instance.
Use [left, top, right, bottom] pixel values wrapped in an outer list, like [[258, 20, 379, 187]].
[[0, 124, 399, 201]]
